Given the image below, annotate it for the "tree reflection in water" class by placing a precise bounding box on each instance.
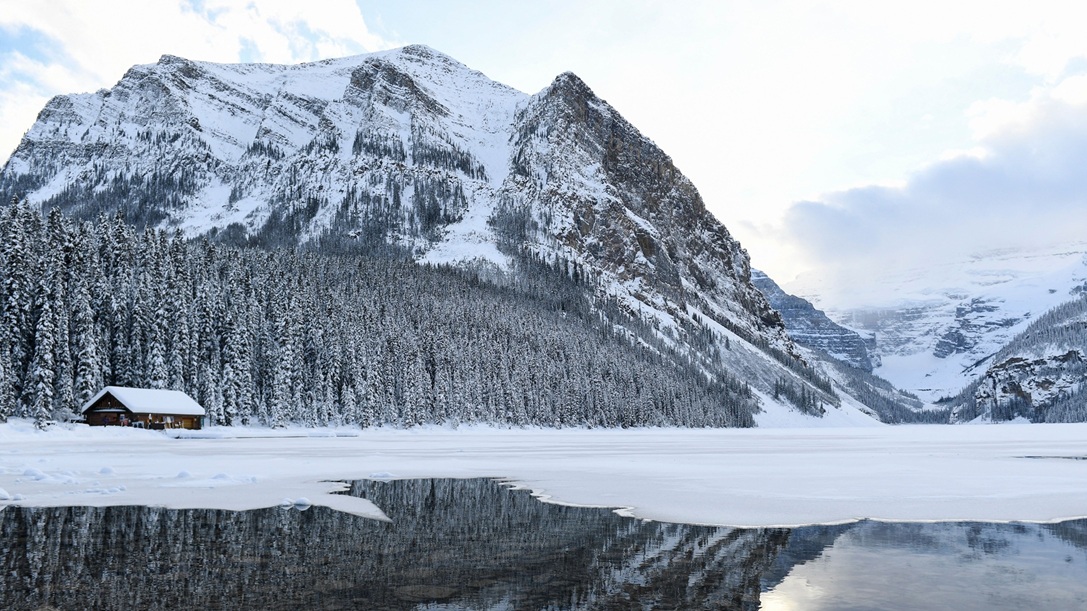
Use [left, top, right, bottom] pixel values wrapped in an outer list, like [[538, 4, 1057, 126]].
[[0, 479, 784, 610], [2, 479, 1086, 610]]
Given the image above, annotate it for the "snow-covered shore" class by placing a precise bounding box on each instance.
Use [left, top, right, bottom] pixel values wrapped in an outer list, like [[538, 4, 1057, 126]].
[[2, 420, 1086, 527]]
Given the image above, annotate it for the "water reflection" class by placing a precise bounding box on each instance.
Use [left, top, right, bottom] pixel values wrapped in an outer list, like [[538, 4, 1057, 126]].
[[0, 479, 1085, 610], [761, 520, 1087, 611]]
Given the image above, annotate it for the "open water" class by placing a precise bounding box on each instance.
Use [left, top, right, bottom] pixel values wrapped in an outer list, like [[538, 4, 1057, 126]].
[[1, 478, 1085, 609]]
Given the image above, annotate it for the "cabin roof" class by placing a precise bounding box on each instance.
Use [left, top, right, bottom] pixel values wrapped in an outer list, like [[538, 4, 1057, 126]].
[[80, 386, 206, 416]]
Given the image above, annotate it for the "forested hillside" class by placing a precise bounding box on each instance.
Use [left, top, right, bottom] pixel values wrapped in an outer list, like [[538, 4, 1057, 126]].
[[0, 200, 757, 428]]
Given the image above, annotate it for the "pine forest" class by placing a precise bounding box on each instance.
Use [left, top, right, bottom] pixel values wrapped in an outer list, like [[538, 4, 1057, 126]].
[[0, 200, 757, 429]]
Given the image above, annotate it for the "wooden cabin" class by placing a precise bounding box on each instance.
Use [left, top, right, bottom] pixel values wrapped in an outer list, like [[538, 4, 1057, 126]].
[[80, 386, 206, 430]]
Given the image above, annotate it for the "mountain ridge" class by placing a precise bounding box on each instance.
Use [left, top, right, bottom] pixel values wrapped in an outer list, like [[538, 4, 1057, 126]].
[[751, 270, 873, 371]]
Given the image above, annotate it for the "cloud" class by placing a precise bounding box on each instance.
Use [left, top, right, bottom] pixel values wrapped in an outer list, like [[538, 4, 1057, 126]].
[[0, 0, 393, 161], [781, 77, 1087, 304], [184, 0, 391, 64]]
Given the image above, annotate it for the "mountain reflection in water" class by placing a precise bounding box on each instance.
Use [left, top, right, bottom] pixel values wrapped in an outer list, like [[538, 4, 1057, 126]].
[[1, 479, 1085, 610]]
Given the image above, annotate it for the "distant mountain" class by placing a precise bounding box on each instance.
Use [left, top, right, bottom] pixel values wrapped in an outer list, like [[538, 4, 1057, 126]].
[[753, 270, 935, 423], [789, 243, 1087, 404], [0, 45, 862, 424], [751, 270, 873, 371]]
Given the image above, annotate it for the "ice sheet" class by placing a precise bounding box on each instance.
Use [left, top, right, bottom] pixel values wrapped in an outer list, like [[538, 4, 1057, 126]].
[[2, 420, 1085, 527]]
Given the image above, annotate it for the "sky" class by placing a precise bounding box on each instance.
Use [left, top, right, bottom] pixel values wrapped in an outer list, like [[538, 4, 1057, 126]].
[[2, 0, 1087, 305]]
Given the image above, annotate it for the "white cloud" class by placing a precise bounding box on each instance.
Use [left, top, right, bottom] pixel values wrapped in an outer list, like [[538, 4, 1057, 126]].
[[0, 0, 392, 161], [185, 0, 391, 64], [967, 74, 1087, 142], [5, 0, 1087, 301], [779, 75, 1087, 306]]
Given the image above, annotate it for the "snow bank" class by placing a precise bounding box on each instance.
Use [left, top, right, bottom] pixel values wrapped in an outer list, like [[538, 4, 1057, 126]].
[[1, 420, 1085, 527]]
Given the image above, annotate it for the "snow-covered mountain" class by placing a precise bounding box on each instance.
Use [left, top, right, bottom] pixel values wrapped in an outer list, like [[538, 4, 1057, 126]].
[[1, 46, 783, 346], [788, 242, 1087, 403], [1, 45, 861, 423]]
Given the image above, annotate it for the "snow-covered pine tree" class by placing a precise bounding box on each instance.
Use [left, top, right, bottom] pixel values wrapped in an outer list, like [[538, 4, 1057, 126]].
[[1, 200, 37, 407], [44, 208, 75, 418], [220, 296, 254, 426], [70, 278, 102, 408], [200, 361, 224, 425], [0, 331, 13, 422], [27, 272, 58, 428]]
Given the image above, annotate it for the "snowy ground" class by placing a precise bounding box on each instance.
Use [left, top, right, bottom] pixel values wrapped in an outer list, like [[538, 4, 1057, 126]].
[[2, 420, 1086, 527]]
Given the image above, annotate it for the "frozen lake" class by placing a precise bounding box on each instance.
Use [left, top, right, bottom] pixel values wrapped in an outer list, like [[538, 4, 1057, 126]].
[[2, 479, 1086, 610], [2, 421, 1087, 526]]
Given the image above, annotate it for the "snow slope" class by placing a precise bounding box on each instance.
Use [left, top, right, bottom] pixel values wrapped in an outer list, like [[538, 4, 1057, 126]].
[[3, 421, 1086, 527]]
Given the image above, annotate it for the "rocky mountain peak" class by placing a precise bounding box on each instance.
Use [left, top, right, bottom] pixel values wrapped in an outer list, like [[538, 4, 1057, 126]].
[[548, 70, 594, 99], [508, 66, 782, 343], [157, 53, 191, 65]]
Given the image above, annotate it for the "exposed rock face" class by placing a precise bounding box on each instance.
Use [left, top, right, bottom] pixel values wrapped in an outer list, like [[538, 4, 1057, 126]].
[[503, 71, 789, 350], [949, 296, 1087, 422], [752, 271, 873, 371], [932, 298, 1021, 359], [972, 350, 1083, 413]]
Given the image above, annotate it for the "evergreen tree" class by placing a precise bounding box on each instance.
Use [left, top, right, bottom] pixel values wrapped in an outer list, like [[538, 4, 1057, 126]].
[[70, 280, 102, 407], [1, 200, 36, 405], [0, 332, 13, 422], [27, 279, 57, 428]]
